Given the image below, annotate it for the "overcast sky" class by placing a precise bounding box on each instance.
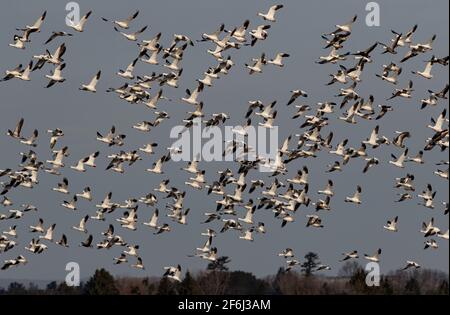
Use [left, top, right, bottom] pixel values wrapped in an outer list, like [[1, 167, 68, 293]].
[[0, 0, 448, 282]]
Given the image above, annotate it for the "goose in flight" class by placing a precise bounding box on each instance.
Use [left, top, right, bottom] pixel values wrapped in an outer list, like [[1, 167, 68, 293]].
[[384, 216, 399, 232], [393, 24, 418, 47], [39, 224, 56, 242], [44, 31, 73, 45], [67, 10, 92, 32], [72, 215, 89, 233], [402, 261, 421, 270], [45, 63, 66, 88], [428, 109, 447, 133], [389, 148, 409, 168], [345, 186, 362, 204], [6, 118, 25, 140], [18, 11, 47, 33], [102, 10, 139, 29], [285, 260, 301, 272], [200, 23, 225, 42], [341, 250, 358, 261], [306, 215, 324, 228], [53, 177, 69, 194], [114, 25, 148, 42], [364, 249, 381, 262], [164, 265, 182, 282], [376, 66, 402, 85], [229, 20, 250, 42], [182, 82, 204, 105], [117, 58, 138, 79], [80, 70, 101, 92], [326, 15, 358, 35], [278, 248, 294, 258], [287, 90, 308, 106], [55, 234, 69, 247], [378, 32, 402, 55], [317, 48, 350, 64], [387, 80, 414, 100], [412, 59, 434, 79], [61, 195, 77, 211], [424, 239, 438, 250], [146, 154, 171, 174], [249, 24, 271, 46], [421, 217, 440, 237], [246, 53, 267, 74], [401, 34, 437, 63], [1, 255, 27, 270], [258, 4, 284, 22], [80, 234, 93, 248], [131, 257, 145, 270]]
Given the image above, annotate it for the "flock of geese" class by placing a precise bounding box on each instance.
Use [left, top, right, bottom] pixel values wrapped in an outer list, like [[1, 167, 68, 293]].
[[0, 4, 448, 279]]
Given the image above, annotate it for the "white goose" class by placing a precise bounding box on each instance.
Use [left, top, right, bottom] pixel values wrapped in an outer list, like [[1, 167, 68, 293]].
[[72, 215, 89, 233], [67, 10, 92, 32], [258, 4, 284, 22], [345, 186, 362, 204], [383, 216, 399, 232], [267, 53, 290, 67], [102, 10, 139, 29], [80, 70, 101, 92], [389, 149, 409, 168]]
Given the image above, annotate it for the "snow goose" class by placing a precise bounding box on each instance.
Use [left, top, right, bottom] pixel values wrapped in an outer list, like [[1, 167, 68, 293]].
[[394, 24, 418, 47], [117, 58, 138, 79], [44, 31, 73, 45], [230, 20, 250, 42], [102, 10, 139, 29], [80, 70, 101, 92], [424, 239, 438, 250], [249, 24, 271, 46], [67, 10, 92, 32], [376, 67, 402, 85], [384, 216, 398, 232], [61, 196, 77, 211], [389, 149, 409, 168], [286, 260, 301, 272], [245, 53, 267, 74], [318, 180, 334, 196], [19, 11, 47, 33], [340, 250, 358, 261], [345, 186, 362, 204], [2, 226, 17, 238], [393, 131, 411, 148], [421, 218, 440, 237], [6, 118, 25, 140], [76, 187, 92, 201], [72, 215, 89, 233], [39, 224, 56, 241], [402, 261, 420, 270], [55, 234, 68, 247], [70, 156, 89, 172], [258, 4, 284, 22], [164, 265, 182, 282], [53, 177, 69, 194], [140, 46, 162, 65], [80, 234, 93, 248], [20, 129, 38, 147], [200, 24, 225, 42], [306, 215, 324, 228], [267, 53, 290, 67], [428, 109, 447, 133], [378, 32, 402, 55], [1, 64, 26, 81], [45, 63, 66, 88], [239, 228, 255, 242], [412, 59, 434, 79], [146, 154, 171, 174], [327, 15, 357, 35], [407, 151, 424, 164], [182, 82, 204, 105], [434, 168, 448, 180]]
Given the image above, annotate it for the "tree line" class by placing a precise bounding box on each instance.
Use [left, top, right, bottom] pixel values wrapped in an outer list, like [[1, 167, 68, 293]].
[[1, 253, 448, 295]]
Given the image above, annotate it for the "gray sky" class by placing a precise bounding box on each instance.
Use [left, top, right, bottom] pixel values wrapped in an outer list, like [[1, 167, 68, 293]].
[[0, 0, 448, 282]]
